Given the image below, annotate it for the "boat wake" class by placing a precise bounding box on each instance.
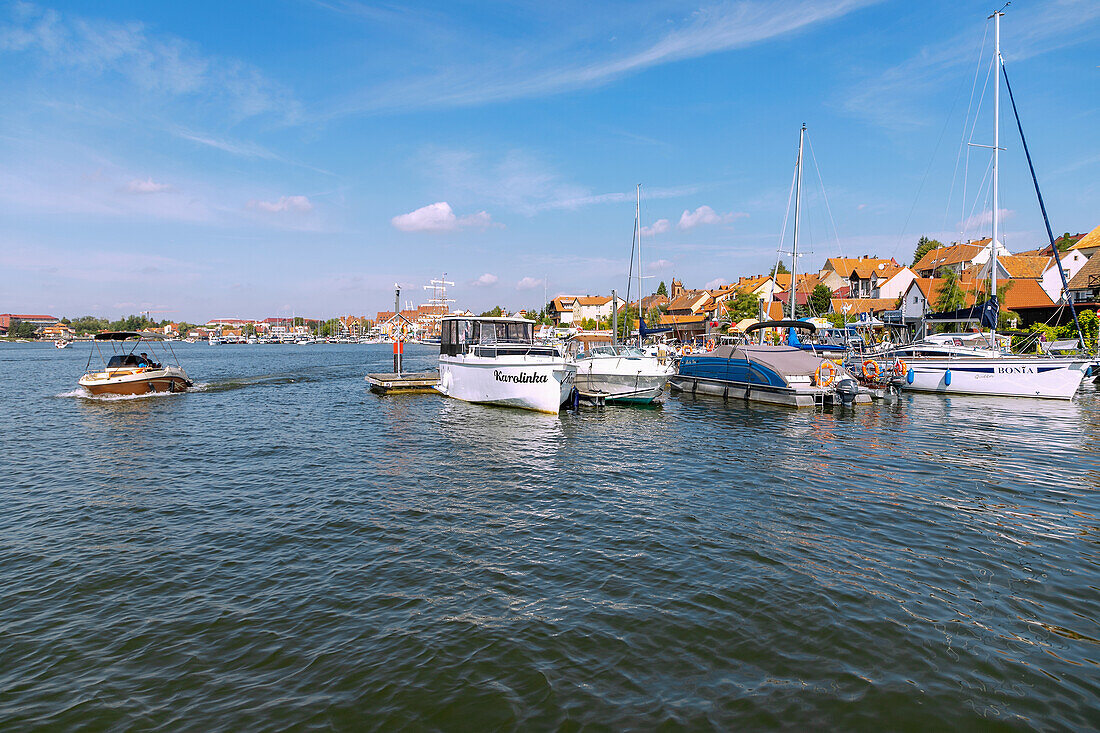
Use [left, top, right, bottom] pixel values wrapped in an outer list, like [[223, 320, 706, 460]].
[[193, 374, 315, 393], [55, 387, 183, 401]]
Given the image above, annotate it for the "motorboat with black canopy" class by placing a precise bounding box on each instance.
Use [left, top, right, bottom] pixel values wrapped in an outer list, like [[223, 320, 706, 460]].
[[78, 331, 192, 395]]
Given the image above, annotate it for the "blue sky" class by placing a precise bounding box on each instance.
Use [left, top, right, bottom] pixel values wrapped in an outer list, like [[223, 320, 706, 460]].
[[2, 0, 1098, 321]]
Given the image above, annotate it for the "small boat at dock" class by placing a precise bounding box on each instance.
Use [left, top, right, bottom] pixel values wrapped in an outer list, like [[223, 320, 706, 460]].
[[437, 315, 576, 413]]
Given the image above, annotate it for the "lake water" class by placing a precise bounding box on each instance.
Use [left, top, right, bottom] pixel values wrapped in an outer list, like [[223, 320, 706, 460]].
[[1, 341, 1097, 729]]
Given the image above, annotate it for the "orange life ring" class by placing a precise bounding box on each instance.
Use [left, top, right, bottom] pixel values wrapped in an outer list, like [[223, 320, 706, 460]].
[[861, 360, 881, 380], [706, 340, 715, 351], [893, 359, 908, 377], [815, 360, 838, 387]]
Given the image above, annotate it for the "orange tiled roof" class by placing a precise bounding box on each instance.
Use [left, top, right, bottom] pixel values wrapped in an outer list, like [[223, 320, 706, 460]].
[[912, 277, 1055, 310], [995, 255, 1051, 279], [1068, 225, 1100, 252], [830, 298, 896, 315], [913, 241, 989, 273]]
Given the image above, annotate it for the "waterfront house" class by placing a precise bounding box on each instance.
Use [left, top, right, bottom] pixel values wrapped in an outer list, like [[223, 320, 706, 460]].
[[972, 251, 1088, 302], [1066, 253, 1100, 306], [912, 239, 1006, 278], [1066, 225, 1100, 260], [900, 276, 1057, 327]]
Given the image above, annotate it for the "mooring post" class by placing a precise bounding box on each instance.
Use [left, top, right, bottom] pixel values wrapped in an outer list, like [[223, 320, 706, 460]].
[[393, 284, 402, 374]]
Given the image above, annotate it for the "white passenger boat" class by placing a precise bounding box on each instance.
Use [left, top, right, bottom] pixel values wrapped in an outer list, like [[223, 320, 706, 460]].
[[437, 316, 576, 413], [574, 345, 673, 404]]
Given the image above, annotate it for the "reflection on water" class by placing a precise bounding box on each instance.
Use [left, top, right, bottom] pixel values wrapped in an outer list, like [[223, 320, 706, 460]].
[[0, 342, 1098, 729]]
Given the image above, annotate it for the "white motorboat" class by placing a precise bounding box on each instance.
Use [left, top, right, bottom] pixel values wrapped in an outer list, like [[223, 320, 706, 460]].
[[574, 345, 673, 404], [79, 331, 192, 395], [437, 316, 576, 413]]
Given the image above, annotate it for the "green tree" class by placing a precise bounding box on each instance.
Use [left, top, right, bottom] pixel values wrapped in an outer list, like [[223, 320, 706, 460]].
[[809, 284, 832, 315], [69, 315, 109, 334], [727, 291, 761, 322], [646, 306, 662, 327], [770, 261, 790, 276], [1053, 232, 1076, 252], [617, 304, 638, 340], [935, 268, 967, 312], [11, 321, 37, 338], [913, 236, 943, 267], [656, 281, 668, 297]]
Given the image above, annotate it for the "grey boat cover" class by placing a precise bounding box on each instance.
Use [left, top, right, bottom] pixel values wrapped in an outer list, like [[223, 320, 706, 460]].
[[710, 344, 824, 377]]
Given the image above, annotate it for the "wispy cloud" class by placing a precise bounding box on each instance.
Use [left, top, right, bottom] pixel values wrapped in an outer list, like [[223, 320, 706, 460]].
[[516, 276, 544, 291], [0, 4, 299, 123], [124, 177, 172, 194], [423, 147, 698, 215], [390, 201, 497, 232], [959, 207, 1013, 232], [843, 1, 1100, 130], [323, 0, 879, 117], [248, 195, 313, 213]]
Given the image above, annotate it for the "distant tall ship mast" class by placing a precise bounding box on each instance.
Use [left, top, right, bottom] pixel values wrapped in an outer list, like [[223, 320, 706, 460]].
[[423, 274, 455, 337]]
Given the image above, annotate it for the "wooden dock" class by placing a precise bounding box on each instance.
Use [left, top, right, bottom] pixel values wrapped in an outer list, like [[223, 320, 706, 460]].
[[364, 371, 439, 395]]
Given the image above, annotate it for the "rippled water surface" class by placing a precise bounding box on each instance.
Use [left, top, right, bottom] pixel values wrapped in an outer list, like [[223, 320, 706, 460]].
[[2, 342, 1098, 729]]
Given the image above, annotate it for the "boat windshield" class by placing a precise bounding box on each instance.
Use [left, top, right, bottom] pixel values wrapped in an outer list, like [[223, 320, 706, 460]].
[[441, 318, 533, 356], [106, 354, 145, 368]]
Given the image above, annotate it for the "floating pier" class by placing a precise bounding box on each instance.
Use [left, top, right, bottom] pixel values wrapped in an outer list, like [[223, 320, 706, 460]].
[[364, 371, 439, 395]]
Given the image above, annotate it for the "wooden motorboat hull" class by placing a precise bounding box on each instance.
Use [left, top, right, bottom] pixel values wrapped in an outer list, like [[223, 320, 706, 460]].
[[79, 367, 192, 396]]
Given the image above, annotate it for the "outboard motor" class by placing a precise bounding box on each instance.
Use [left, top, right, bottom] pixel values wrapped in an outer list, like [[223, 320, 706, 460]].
[[835, 378, 859, 406]]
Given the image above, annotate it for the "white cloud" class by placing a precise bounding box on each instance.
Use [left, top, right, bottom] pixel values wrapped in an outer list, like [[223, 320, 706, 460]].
[[705, 277, 729, 290], [248, 195, 313, 213], [678, 205, 747, 230], [125, 177, 172, 194], [471, 272, 498, 287], [648, 259, 673, 272], [390, 201, 497, 232], [516, 276, 543, 291], [642, 218, 670, 236]]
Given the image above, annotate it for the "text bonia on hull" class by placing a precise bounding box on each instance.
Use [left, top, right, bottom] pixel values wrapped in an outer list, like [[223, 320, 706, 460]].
[[437, 316, 576, 414]]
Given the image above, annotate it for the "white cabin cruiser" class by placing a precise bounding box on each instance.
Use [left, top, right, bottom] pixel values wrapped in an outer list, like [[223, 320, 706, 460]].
[[573, 345, 673, 404], [437, 316, 576, 413]]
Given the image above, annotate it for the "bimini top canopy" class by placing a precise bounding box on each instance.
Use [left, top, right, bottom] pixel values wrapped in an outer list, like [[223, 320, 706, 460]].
[[744, 319, 816, 335], [93, 331, 161, 341]]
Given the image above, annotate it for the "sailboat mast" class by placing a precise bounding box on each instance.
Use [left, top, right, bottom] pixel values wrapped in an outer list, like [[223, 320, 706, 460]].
[[791, 124, 805, 321], [636, 183, 642, 345], [990, 8, 1001, 348]]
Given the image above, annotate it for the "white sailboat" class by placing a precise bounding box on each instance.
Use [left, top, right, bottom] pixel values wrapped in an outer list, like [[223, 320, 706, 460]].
[[887, 9, 1088, 400], [574, 185, 674, 403]]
